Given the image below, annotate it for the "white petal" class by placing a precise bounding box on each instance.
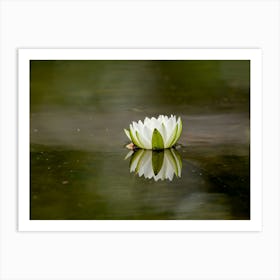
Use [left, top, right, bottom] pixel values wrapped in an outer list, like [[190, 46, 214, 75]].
[[144, 117, 151, 126], [132, 121, 139, 131], [129, 124, 143, 148], [142, 126, 152, 149], [161, 123, 168, 147], [127, 115, 181, 150], [135, 121, 151, 149], [124, 129, 131, 141], [165, 118, 174, 140], [129, 124, 136, 135], [173, 117, 182, 144], [137, 132, 150, 149]]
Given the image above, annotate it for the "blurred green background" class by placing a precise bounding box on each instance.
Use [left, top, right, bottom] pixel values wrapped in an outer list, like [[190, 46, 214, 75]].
[[30, 60, 250, 220]]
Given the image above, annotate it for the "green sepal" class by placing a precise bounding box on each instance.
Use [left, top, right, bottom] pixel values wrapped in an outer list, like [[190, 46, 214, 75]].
[[124, 128, 131, 140], [129, 130, 142, 148], [173, 118, 182, 145], [152, 129, 164, 150]]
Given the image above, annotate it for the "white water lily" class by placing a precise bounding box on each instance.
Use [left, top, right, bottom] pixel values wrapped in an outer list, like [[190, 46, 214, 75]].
[[126, 148, 182, 181], [124, 115, 182, 150]]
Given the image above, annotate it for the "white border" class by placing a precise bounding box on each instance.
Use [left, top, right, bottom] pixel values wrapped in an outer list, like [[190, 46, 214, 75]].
[[18, 49, 262, 232]]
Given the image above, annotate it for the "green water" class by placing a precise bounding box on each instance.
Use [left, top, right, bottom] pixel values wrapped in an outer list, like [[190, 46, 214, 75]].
[[30, 60, 250, 220]]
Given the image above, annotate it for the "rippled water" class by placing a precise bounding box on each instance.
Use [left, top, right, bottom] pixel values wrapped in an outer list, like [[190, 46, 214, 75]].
[[30, 60, 250, 220]]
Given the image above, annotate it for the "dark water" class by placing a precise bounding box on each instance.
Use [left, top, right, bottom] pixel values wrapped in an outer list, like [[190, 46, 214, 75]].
[[30, 60, 250, 220]]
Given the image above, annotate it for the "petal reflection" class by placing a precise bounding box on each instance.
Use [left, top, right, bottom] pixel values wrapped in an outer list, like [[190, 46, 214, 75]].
[[125, 148, 182, 181]]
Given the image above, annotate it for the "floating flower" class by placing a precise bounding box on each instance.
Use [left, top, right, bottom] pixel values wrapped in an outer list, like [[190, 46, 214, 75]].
[[124, 115, 182, 150], [125, 148, 182, 181]]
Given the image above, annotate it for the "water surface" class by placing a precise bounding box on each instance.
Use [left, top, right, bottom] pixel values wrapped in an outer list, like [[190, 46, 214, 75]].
[[30, 60, 250, 220]]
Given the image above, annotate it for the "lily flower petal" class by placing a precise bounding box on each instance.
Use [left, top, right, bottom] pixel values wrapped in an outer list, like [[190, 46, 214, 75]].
[[124, 128, 132, 141], [124, 115, 182, 150]]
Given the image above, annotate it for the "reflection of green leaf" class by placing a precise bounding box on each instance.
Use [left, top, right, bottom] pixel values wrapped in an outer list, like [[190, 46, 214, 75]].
[[167, 149, 178, 176], [172, 148, 182, 173], [135, 150, 146, 173], [152, 129, 164, 150], [129, 149, 144, 171], [152, 151, 164, 175]]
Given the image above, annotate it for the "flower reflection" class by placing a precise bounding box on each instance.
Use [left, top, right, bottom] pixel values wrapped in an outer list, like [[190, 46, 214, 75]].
[[125, 148, 182, 181]]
